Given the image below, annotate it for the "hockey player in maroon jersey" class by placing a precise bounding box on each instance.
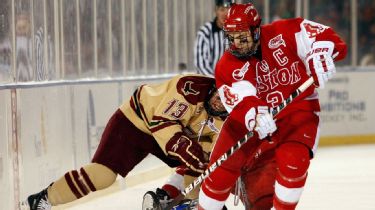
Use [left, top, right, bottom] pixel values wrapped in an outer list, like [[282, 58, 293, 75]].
[[22, 74, 227, 210], [198, 3, 347, 210]]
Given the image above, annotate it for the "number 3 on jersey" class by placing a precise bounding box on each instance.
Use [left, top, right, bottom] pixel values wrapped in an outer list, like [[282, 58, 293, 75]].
[[163, 99, 189, 119], [266, 91, 284, 107]]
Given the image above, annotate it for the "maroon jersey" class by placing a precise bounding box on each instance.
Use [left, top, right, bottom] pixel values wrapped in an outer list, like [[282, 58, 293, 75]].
[[215, 18, 347, 120]]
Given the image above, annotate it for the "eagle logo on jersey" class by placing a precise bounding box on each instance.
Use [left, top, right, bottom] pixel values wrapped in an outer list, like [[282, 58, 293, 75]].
[[232, 62, 250, 80], [268, 34, 286, 49], [223, 86, 239, 106], [182, 81, 200, 96], [303, 22, 327, 38]]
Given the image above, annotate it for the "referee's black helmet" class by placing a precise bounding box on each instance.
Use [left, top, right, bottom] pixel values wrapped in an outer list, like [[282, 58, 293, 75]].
[[215, 0, 234, 8]]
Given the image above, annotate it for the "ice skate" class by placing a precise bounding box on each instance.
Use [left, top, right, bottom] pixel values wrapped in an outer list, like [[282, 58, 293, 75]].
[[143, 188, 176, 210], [142, 190, 162, 210], [20, 187, 51, 210]]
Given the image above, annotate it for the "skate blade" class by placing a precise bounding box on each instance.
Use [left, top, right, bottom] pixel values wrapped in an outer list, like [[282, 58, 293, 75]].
[[142, 191, 162, 210], [20, 200, 31, 210]]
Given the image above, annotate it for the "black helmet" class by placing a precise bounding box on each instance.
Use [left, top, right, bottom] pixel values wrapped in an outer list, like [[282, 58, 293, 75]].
[[215, 0, 234, 8], [204, 86, 228, 117]]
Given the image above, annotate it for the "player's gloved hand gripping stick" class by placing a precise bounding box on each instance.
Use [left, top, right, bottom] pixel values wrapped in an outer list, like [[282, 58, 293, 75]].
[[163, 77, 315, 210]]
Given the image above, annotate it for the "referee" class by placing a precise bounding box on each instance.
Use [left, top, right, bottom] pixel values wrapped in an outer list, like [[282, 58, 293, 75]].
[[194, 0, 233, 77]]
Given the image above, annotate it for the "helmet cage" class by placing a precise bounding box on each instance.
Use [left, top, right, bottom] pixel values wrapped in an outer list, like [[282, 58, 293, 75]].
[[224, 27, 260, 58]]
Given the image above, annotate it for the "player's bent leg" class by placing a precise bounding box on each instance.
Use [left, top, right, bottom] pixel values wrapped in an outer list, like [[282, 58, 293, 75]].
[[243, 155, 276, 210], [48, 163, 117, 205], [161, 170, 184, 198], [153, 168, 185, 208], [273, 142, 311, 210], [24, 163, 117, 210], [198, 190, 226, 210], [199, 166, 240, 210]]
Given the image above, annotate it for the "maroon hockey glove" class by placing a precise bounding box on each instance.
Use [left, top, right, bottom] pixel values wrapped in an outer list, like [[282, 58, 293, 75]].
[[166, 133, 207, 174], [176, 165, 204, 177]]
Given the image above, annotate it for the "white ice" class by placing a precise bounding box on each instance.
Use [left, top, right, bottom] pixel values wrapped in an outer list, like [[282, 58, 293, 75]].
[[52, 144, 375, 210]]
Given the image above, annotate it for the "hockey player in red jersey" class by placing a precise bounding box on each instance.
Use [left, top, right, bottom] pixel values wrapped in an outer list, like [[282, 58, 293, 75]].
[[198, 3, 347, 210]]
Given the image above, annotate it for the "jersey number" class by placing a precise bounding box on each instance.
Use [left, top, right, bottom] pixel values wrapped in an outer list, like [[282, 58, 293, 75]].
[[163, 99, 189, 118], [266, 91, 284, 107]]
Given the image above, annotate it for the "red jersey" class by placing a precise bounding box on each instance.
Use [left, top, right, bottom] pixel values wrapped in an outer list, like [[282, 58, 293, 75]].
[[215, 18, 347, 120]]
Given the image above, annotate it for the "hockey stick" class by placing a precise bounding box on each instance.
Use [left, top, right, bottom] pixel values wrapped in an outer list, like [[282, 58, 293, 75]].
[[164, 77, 314, 210]]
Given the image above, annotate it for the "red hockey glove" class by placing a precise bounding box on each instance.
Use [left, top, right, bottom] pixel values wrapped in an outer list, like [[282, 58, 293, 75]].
[[305, 41, 336, 89], [245, 106, 277, 139], [166, 133, 207, 174]]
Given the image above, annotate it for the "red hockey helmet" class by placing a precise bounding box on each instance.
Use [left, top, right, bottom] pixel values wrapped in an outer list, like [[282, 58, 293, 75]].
[[224, 3, 261, 41]]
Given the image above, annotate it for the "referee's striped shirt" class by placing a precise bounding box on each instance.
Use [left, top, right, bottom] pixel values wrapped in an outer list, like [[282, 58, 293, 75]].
[[194, 18, 226, 77]]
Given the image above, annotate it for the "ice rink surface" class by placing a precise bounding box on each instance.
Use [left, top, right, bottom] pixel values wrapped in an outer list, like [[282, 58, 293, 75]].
[[53, 144, 375, 210]]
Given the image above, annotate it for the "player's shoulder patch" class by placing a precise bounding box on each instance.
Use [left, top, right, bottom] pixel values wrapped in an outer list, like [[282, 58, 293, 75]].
[[300, 19, 329, 38], [176, 75, 215, 105]]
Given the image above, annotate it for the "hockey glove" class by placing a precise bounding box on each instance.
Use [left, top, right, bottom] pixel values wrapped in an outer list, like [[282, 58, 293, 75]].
[[176, 165, 203, 177], [305, 41, 336, 89], [245, 106, 277, 139], [166, 133, 207, 174]]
